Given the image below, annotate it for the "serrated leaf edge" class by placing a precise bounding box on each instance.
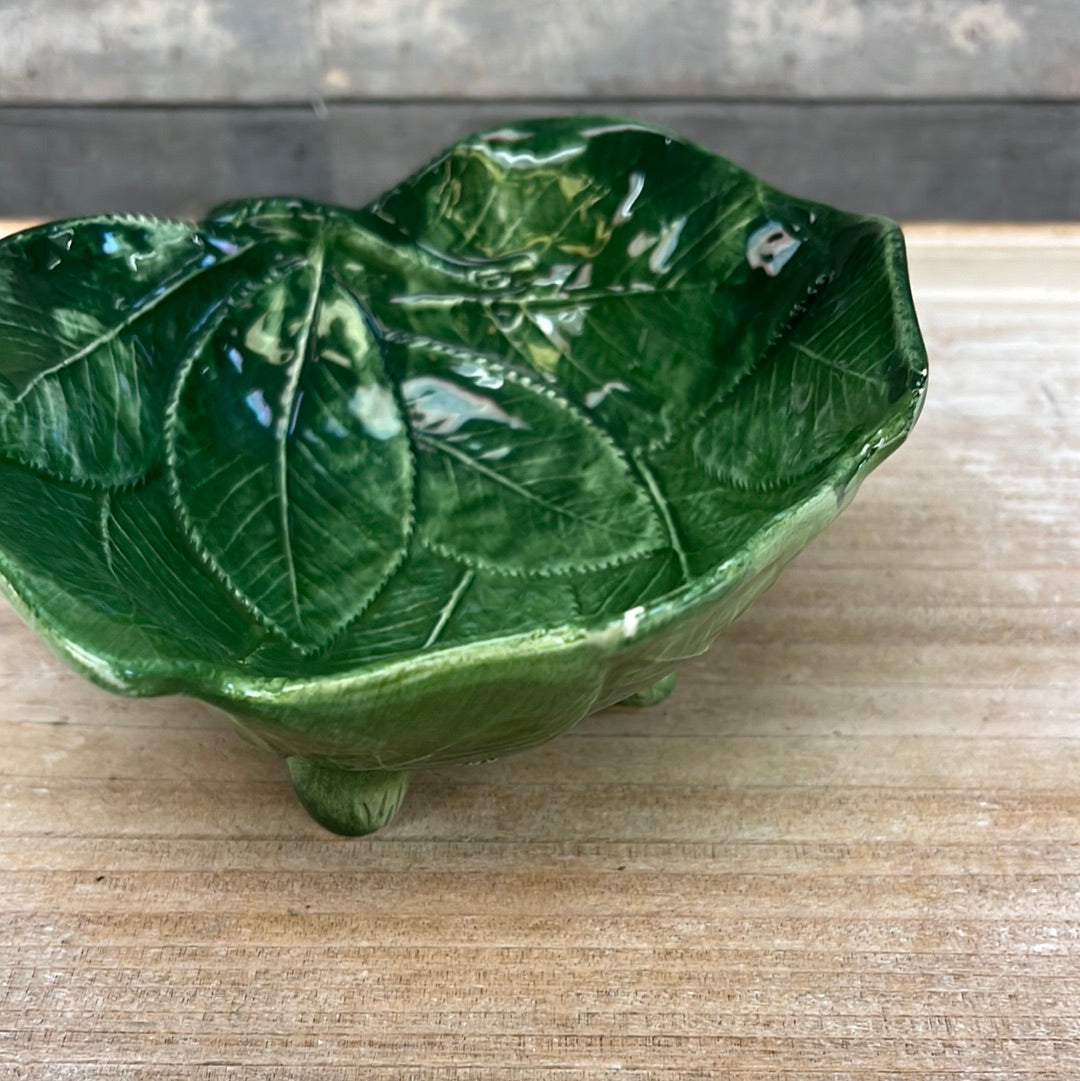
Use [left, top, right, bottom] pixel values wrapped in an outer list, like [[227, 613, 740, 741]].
[[0, 213, 256, 490], [162, 261, 416, 655], [387, 329, 670, 577]]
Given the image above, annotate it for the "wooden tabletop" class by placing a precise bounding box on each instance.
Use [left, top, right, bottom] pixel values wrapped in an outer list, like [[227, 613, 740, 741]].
[[2, 223, 1078, 1079]]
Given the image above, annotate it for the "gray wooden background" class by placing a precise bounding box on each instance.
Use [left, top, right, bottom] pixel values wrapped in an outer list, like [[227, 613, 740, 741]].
[[1, 0, 1077, 220]]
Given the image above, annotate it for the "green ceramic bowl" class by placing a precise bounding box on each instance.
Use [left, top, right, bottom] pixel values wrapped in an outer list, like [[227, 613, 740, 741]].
[[0, 117, 926, 834]]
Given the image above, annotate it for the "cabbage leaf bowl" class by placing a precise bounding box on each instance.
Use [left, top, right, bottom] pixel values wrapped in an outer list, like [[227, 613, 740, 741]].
[[0, 118, 927, 834]]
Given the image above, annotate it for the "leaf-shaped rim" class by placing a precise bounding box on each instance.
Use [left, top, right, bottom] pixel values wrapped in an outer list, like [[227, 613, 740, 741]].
[[0, 213, 251, 487], [0, 118, 928, 714]]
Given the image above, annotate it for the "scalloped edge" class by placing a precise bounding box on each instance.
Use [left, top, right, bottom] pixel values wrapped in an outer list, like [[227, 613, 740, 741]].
[[0, 126, 929, 750]]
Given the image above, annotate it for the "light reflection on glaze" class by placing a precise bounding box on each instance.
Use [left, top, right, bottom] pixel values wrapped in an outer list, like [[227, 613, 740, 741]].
[[555, 307, 588, 337], [451, 359, 504, 390], [126, 250, 156, 273], [566, 262, 593, 290], [347, 384, 403, 440], [746, 221, 802, 277], [622, 604, 645, 638], [403, 376, 526, 436], [487, 144, 586, 169], [471, 268, 514, 291], [613, 171, 645, 225], [626, 231, 655, 259], [320, 347, 353, 369], [388, 293, 462, 310], [533, 264, 576, 288], [648, 217, 687, 274], [579, 122, 652, 138], [288, 390, 304, 436], [244, 388, 273, 428], [532, 311, 570, 354], [244, 291, 290, 363], [479, 128, 532, 143], [584, 381, 630, 409], [205, 236, 241, 257]]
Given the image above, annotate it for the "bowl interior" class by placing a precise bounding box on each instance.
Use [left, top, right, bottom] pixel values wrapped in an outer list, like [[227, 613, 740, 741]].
[[0, 118, 926, 695]]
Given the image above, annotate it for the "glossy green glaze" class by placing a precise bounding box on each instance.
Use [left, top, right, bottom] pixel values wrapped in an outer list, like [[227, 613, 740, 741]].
[[0, 117, 927, 835]]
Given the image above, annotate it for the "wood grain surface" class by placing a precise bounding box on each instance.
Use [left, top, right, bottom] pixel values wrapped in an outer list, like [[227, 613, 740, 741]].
[[4, 1, 1078, 222], [3, 102, 1079, 223], [2, 0, 1078, 102], [2, 224, 1078, 1078]]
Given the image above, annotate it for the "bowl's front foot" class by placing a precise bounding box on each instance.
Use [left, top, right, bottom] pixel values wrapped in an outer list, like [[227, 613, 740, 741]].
[[286, 758, 410, 836], [620, 671, 679, 707]]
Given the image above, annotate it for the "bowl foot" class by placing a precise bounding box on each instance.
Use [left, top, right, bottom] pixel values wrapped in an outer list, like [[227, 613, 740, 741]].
[[286, 758, 410, 836], [620, 671, 678, 707]]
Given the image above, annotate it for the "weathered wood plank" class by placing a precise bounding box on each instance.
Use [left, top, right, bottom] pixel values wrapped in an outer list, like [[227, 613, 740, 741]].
[[0, 106, 335, 220], [0, 225, 1078, 1081], [319, 0, 1080, 101], [2, 0, 1078, 103], [1, 102, 1078, 221], [0, 0, 319, 104]]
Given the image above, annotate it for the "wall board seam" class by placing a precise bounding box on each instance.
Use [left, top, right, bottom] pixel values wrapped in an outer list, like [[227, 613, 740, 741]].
[[1, 96, 1079, 112]]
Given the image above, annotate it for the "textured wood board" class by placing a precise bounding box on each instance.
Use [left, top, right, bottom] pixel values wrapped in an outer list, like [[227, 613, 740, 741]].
[[0, 0, 320, 104], [317, 0, 1080, 101], [2, 0, 1078, 103], [0, 107, 335, 221], [1, 225, 1079, 1077], [2, 102, 1078, 221]]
